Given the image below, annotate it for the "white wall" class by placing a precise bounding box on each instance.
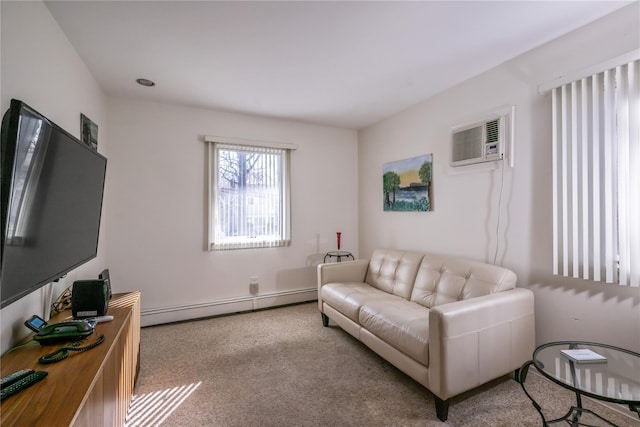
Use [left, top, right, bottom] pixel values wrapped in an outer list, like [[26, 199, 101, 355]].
[[105, 97, 358, 325], [0, 1, 108, 353], [358, 4, 640, 352]]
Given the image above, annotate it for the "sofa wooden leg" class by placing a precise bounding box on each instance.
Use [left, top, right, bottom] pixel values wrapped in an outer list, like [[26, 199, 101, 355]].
[[321, 313, 329, 327], [434, 397, 449, 422]]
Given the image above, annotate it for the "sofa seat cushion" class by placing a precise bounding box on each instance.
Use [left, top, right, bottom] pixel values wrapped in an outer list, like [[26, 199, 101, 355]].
[[359, 300, 429, 366], [321, 282, 399, 323]]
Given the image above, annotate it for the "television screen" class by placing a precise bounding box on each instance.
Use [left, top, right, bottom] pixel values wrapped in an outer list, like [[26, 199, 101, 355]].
[[1, 99, 107, 308]]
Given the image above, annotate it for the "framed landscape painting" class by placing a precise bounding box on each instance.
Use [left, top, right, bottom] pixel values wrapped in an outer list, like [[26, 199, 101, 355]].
[[383, 154, 433, 212]]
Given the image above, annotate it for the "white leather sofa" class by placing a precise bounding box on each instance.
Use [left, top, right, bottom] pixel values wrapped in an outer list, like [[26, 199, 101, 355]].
[[317, 249, 535, 421]]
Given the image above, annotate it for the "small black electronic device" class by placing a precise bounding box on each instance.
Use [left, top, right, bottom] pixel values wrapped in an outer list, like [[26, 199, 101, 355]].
[[33, 320, 94, 345], [71, 279, 109, 318], [0, 371, 48, 400], [24, 315, 47, 332], [98, 268, 112, 299], [1, 369, 35, 389]]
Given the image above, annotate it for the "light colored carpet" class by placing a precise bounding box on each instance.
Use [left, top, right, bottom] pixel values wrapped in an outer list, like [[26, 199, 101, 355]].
[[127, 302, 638, 427]]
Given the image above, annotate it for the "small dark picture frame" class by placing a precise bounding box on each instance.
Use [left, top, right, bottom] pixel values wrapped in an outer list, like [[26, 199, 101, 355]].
[[81, 113, 98, 151]]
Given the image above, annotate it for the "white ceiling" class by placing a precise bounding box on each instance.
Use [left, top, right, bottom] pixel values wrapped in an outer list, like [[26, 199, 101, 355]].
[[45, 1, 632, 129]]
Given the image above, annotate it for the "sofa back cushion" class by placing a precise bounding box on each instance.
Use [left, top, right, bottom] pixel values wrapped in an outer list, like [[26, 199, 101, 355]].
[[365, 249, 424, 300], [410, 253, 517, 308]]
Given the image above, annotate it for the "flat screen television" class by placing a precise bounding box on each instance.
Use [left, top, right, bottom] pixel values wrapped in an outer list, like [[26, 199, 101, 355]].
[[1, 99, 107, 308]]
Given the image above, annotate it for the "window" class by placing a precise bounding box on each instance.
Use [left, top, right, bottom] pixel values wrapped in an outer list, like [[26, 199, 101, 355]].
[[549, 57, 639, 287], [206, 137, 293, 250]]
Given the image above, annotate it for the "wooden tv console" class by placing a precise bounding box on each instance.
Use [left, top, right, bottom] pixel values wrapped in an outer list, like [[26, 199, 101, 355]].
[[1, 291, 141, 427]]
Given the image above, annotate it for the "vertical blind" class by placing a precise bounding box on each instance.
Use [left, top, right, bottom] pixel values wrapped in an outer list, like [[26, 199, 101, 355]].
[[209, 142, 291, 250], [551, 59, 639, 287]]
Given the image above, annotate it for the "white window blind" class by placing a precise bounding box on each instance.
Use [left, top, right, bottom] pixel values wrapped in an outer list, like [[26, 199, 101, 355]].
[[551, 59, 639, 287], [207, 141, 292, 251]]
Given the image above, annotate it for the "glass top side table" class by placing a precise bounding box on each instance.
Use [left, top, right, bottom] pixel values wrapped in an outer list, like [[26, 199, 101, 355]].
[[518, 341, 640, 426], [323, 251, 354, 263]]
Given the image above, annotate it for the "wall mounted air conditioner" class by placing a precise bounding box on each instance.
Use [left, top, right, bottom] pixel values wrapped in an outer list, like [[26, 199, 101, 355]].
[[450, 114, 507, 167]]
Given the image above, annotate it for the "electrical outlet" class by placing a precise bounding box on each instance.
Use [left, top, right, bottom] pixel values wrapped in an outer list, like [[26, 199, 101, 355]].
[[249, 277, 258, 295]]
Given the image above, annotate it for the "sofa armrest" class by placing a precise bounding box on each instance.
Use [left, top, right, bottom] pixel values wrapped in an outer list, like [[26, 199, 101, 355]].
[[317, 259, 369, 286], [428, 288, 535, 400], [317, 259, 369, 311]]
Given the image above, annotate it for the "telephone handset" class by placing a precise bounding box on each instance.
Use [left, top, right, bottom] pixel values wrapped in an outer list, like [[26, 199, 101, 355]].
[[33, 320, 94, 345]]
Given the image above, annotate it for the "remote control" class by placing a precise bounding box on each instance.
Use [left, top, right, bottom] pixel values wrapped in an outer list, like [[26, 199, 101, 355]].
[[1, 369, 35, 389], [0, 371, 48, 400], [86, 315, 114, 323]]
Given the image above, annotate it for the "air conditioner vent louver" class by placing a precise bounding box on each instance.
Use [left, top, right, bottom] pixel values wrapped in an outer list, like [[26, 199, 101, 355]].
[[452, 126, 483, 160], [451, 114, 507, 167], [486, 119, 500, 144]]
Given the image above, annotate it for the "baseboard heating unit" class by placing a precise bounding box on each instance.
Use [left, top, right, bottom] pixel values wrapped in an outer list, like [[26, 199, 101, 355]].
[[141, 287, 317, 326]]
